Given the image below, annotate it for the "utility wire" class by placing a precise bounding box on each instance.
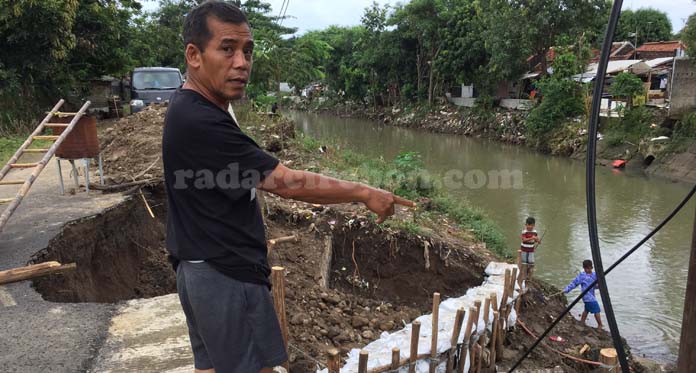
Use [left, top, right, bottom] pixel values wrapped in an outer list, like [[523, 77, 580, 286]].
[[508, 184, 696, 371], [584, 0, 630, 371]]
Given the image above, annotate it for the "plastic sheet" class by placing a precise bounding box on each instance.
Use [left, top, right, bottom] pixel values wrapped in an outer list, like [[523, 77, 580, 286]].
[[317, 262, 522, 372]]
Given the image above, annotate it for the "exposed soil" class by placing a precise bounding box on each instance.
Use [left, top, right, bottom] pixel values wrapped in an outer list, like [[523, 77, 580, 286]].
[[31, 186, 173, 303], [31, 104, 639, 371]]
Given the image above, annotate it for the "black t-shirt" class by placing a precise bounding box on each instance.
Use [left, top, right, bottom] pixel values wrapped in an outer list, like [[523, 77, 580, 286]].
[[162, 89, 280, 286]]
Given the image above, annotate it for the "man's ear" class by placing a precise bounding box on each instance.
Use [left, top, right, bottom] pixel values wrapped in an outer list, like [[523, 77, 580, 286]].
[[185, 44, 202, 69]]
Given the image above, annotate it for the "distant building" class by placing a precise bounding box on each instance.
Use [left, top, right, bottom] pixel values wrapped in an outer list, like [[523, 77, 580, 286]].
[[588, 41, 636, 63], [636, 41, 686, 60]]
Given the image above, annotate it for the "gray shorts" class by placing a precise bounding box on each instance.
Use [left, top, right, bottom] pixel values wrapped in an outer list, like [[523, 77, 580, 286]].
[[176, 261, 288, 372], [521, 251, 535, 265]]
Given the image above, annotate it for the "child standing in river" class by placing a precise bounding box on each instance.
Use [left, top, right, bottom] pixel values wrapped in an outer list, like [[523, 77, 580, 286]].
[[564, 259, 604, 329], [520, 216, 540, 277]]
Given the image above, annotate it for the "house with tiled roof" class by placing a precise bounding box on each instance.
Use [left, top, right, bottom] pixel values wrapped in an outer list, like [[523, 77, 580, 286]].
[[636, 41, 687, 60]]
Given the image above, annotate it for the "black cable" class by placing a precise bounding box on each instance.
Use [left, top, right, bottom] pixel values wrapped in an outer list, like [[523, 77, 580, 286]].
[[508, 184, 696, 372], [585, 0, 630, 371]]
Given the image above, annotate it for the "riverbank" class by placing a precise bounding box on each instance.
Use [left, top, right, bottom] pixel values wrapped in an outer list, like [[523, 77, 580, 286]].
[[293, 99, 696, 184], [0, 105, 657, 372]]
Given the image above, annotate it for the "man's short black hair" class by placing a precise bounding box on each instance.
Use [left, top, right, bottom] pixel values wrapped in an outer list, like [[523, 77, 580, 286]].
[[526, 216, 535, 225], [183, 0, 249, 52], [583, 259, 593, 269]]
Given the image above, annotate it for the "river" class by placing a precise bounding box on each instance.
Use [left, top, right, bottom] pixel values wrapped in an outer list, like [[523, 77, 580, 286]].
[[288, 110, 695, 364]]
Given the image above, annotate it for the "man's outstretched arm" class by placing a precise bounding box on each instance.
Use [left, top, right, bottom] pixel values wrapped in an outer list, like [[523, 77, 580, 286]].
[[259, 163, 415, 223]]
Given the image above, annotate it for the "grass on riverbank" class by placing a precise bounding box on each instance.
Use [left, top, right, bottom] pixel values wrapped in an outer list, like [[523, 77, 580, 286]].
[[294, 133, 510, 258]]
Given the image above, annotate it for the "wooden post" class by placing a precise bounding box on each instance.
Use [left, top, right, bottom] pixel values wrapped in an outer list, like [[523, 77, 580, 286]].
[[391, 348, 401, 370], [271, 267, 290, 370], [490, 293, 498, 313], [446, 308, 465, 373], [600, 348, 618, 373], [475, 345, 483, 373], [500, 269, 511, 312], [482, 297, 491, 327], [678, 206, 696, 373], [496, 311, 505, 361], [430, 293, 441, 373], [359, 350, 369, 373], [457, 307, 476, 373], [510, 267, 518, 296], [517, 250, 522, 269], [519, 263, 528, 290], [468, 302, 481, 373], [0, 261, 77, 285], [472, 300, 482, 333], [409, 321, 421, 373], [327, 348, 340, 373], [488, 311, 499, 369]]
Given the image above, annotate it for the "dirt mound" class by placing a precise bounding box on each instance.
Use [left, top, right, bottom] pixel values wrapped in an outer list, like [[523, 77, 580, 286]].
[[100, 105, 167, 183]]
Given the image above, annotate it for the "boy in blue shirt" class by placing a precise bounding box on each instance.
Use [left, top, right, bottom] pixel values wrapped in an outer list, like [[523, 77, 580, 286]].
[[563, 260, 604, 329]]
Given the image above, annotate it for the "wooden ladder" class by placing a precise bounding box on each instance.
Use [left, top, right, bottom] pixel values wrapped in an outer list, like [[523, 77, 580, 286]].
[[0, 99, 91, 234]]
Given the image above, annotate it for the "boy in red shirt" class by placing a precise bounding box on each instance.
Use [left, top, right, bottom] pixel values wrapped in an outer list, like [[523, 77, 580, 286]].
[[521, 216, 541, 278]]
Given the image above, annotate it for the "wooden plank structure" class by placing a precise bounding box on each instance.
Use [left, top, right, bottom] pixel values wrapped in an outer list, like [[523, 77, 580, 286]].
[[314, 263, 528, 372], [0, 99, 92, 234], [271, 267, 290, 370], [0, 261, 77, 285]]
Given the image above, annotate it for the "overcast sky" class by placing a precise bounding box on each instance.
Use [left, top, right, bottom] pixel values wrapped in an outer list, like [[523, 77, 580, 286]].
[[141, 0, 695, 34]]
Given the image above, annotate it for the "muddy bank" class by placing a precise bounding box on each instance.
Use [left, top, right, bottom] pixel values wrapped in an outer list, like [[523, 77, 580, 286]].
[[296, 100, 695, 185], [58, 104, 643, 371]]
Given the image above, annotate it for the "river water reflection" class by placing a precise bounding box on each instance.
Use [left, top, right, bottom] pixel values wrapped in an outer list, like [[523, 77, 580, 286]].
[[289, 110, 695, 363]]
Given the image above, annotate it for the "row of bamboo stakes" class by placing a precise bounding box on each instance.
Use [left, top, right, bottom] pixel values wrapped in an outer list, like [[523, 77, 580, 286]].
[[270, 251, 531, 372]]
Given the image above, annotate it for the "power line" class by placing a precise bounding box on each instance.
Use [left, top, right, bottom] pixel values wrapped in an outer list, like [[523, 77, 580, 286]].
[[509, 183, 696, 372]]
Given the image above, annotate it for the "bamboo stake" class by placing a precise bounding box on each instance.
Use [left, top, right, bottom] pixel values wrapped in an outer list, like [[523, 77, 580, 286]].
[[327, 349, 340, 373], [496, 310, 505, 361], [488, 311, 499, 369], [359, 350, 369, 373], [446, 308, 465, 373], [430, 292, 441, 373], [271, 267, 290, 370], [391, 348, 400, 370], [500, 269, 511, 311], [457, 307, 476, 373], [482, 297, 491, 327], [468, 301, 482, 373], [475, 345, 483, 373], [409, 321, 421, 373], [510, 267, 518, 296], [0, 262, 76, 285], [490, 293, 498, 313]]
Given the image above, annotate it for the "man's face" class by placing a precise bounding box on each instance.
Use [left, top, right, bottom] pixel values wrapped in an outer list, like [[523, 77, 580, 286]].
[[197, 17, 253, 101], [525, 224, 535, 231], [584, 266, 593, 274]]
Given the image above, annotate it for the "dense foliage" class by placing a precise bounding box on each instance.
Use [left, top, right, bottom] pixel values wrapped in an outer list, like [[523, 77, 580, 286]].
[[1, 0, 692, 135]]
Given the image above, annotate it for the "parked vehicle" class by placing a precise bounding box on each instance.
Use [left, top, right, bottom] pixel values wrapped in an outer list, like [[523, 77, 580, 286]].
[[129, 67, 183, 112]]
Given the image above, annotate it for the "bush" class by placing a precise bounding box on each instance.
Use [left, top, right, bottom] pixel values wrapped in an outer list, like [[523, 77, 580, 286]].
[[674, 112, 696, 139], [526, 77, 584, 141]]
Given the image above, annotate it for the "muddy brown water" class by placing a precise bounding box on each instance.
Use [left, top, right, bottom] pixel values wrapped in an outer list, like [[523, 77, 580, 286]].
[[289, 110, 695, 364]]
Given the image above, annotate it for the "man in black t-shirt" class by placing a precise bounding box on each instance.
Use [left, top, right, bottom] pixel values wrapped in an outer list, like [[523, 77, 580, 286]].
[[163, 2, 415, 373]]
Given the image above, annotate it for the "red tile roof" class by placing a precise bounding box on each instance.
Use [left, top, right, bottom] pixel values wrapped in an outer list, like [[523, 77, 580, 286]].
[[636, 41, 686, 52]]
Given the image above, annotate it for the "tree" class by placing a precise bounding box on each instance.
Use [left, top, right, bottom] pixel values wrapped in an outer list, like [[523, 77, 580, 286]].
[[610, 72, 645, 110], [615, 8, 672, 46], [525, 52, 585, 143], [682, 13, 696, 53], [436, 0, 491, 96], [480, 0, 608, 87], [390, 0, 447, 104]]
